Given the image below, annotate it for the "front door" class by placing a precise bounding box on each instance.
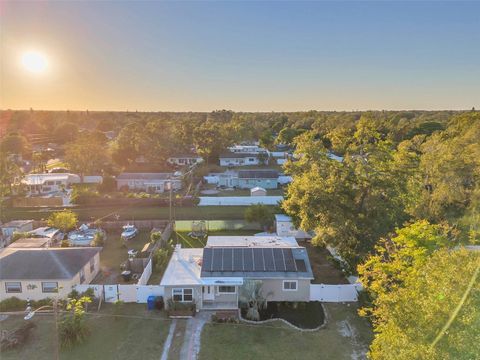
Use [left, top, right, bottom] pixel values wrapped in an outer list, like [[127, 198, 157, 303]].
[[203, 286, 215, 301]]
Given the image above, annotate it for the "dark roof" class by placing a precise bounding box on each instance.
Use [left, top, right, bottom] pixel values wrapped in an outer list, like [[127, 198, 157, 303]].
[[219, 153, 258, 159], [238, 170, 279, 179], [201, 247, 313, 279], [0, 248, 101, 280], [116, 173, 176, 180]]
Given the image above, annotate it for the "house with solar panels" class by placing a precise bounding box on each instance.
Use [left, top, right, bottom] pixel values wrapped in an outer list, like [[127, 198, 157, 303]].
[[160, 236, 314, 310]]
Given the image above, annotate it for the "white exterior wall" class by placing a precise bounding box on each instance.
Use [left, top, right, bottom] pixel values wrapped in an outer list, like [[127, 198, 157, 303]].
[[0, 253, 100, 301], [220, 157, 260, 167]]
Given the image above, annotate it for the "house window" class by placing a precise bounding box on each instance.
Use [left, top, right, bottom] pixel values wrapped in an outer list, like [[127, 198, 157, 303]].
[[79, 269, 85, 283], [283, 280, 298, 291], [5, 282, 22, 293], [218, 286, 236, 294], [42, 282, 58, 293], [172, 288, 193, 302], [90, 258, 95, 273]]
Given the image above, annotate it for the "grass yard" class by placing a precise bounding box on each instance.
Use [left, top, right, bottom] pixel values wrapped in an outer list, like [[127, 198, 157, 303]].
[[167, 319, 187, 360], [93, 230, 152, 284], [172, 230, 261, 249], [3, 205, 256, 221], [200, 303, 373, 360], [0, 304, 171, 360]]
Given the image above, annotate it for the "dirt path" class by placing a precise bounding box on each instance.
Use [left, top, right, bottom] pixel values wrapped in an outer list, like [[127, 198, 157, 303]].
[[160, 319, 177, 360], [179, 312, 211, 360]]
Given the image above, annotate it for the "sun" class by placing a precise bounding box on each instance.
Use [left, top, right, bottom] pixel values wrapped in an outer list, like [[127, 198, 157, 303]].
[[21, 51, 48, 73]]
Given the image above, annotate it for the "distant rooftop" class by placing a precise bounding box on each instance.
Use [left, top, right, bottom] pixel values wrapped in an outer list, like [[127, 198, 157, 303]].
[[116, 172, 177, 180], [1, 220, 35, 228], [8, 237, 50, 248], [219, 153, 258, 159], [238, 170, 279, 179], [275, 214, 292, 222]]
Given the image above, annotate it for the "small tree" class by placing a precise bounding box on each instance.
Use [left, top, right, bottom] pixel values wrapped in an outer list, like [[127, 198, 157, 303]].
[[245, 204, 274, 231], [91, 232, 105, 247], [239, 280, 267, 321], [59, 296, 91, 348], [47, 210, 78, 234], [153, 248, 170, 271]]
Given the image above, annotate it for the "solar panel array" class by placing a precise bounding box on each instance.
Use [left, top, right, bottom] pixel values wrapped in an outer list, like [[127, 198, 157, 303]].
[[202, 247, 302, 273]]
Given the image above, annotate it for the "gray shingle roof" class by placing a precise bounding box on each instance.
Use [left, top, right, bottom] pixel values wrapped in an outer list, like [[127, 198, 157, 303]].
[[0, 248, 101, 280], [238, 170, 279, 179]]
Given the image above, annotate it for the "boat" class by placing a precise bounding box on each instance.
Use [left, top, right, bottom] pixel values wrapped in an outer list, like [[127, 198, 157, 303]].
[[121, 224, 139, 240]]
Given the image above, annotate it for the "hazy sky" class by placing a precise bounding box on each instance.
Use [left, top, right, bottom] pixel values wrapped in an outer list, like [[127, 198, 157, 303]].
[[1, 1, 479, 111]]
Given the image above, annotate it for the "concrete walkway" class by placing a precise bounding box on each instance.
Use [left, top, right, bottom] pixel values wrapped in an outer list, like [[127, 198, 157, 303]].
[[160, 319, 177, 360], [179, 312, 211, 360]]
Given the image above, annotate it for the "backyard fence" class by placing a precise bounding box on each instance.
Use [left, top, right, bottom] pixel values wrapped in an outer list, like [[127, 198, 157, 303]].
[[310, 284, 363, 302], [175, 220, 262, 231], [137, 258, 153, 285], [198, 196, 283, 206], [74, 284, 164, 303]]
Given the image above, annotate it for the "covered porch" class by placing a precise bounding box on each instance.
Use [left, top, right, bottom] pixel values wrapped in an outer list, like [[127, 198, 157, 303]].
[[199, 277, 243, 310]]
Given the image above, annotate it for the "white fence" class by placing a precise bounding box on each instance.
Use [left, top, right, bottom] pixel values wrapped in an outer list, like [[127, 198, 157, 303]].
[[74, 284, 164, 303], [310, 284, 362, 302], [198, 196, 283, 206], [137, 258, 152, 285]]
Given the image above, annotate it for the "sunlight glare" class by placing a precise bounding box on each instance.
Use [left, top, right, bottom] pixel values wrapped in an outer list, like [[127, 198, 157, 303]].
[[21, 51, 48, 74]]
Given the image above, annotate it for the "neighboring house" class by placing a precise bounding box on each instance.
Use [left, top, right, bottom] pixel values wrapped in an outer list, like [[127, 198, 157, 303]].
[[160, 236, 313, 310], [22, 173, 81, 195], [168, 154, 203, 167], [0, 247, 101, 301], [116, 173, 182, 193], [250, 187, 267, 196], [227, 145, 268, 155], [237, 170, 279, 189], [8, 237, 51, 248], [217, 170, 279, 189], [219, 153, 260, 167], [275, 214, 313, 241], [1, 220, 35, 247], [29, 227, 63, 242]]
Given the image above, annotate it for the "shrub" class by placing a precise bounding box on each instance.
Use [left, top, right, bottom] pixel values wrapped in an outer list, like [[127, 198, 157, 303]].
[[166, 299, 196, 312], [92, 231, 105, 247], [153, 248, 170, 271], [59, 297, 91, 348], [11, 232, 31, 243], [0, 297, 27, 312]]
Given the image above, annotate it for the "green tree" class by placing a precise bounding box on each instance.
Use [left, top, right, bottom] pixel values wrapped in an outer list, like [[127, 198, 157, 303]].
[[244, 204, 274, 230], [239, 280, 268, 321], [47, 210, 78, 233], [52, 122, 79, 144], [358, 221, 456, 322], [0, 133, 28, 155], [368, 248, 480, 360], [64, 134, 110, 180], [283, 116, 420, 265]]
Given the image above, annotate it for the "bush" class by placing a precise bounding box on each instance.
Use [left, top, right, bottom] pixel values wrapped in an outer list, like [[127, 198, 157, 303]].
[[70, 185, 100, 204], [153, 248, 171, 271], [0, 297, 27, 312], [92, 231, 105, 247], [166, 299, 196, 312]]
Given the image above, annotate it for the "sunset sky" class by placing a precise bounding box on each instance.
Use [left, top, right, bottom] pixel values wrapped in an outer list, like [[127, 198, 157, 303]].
[[1, 1, 479, 112]]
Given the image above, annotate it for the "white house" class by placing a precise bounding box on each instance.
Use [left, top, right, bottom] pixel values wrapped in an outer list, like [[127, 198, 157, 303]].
[[227, 145, 268, 155], [22, 173, 81, 195], [167, 154, 204, 167], [219, 153, 261, 167], [116, 173, 182, 193]]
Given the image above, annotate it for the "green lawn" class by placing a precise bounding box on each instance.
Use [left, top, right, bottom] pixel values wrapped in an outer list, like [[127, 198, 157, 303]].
[[172, 230, 260, 249], [3, 205, 257, 221], [199, 303, 373, 360], [0, 304, 171, 360]]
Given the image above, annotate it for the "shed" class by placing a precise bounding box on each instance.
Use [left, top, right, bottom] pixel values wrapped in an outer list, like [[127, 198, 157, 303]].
[[250, 187, 267, 196]]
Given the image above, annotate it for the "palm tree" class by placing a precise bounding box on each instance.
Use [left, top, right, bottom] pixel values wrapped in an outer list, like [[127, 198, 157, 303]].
[[239, 280, 267, 321]]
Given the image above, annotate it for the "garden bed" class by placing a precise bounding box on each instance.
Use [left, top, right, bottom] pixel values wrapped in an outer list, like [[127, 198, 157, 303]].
[[241, 302, 325, 329]]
